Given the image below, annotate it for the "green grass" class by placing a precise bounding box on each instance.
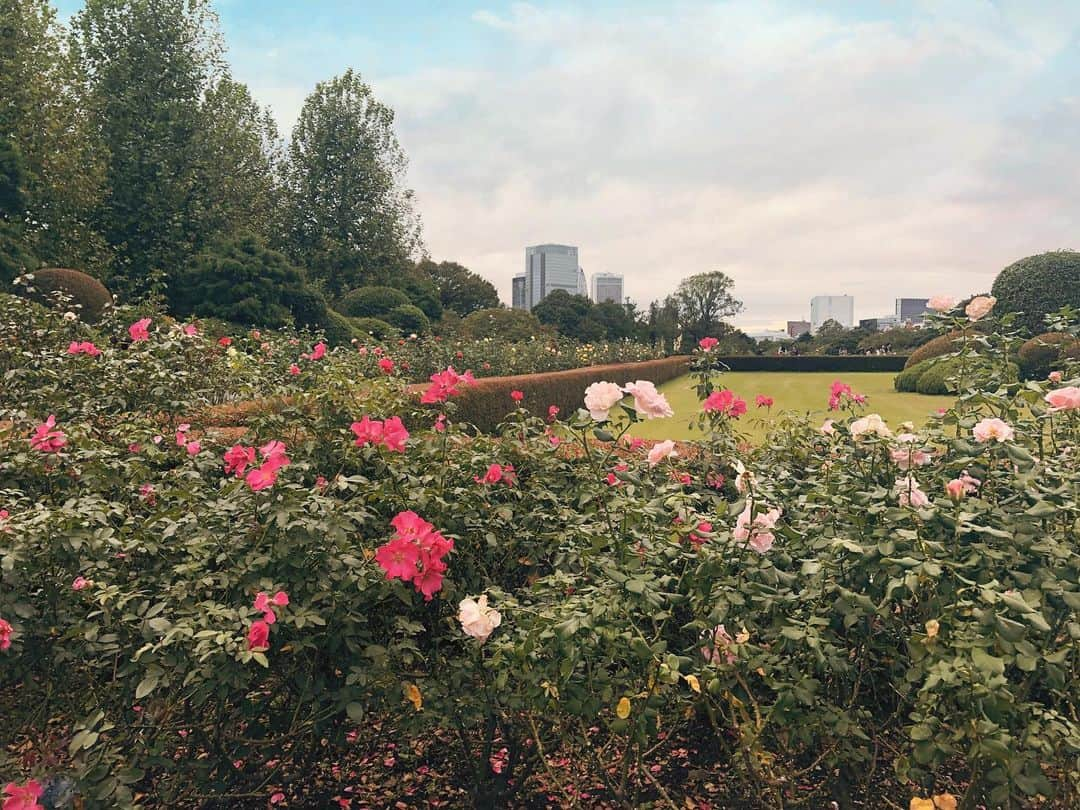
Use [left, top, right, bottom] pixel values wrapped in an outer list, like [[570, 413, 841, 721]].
[[629, 371, 954, 443]]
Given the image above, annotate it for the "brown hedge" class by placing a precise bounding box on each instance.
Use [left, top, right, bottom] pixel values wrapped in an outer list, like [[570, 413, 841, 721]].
[[23, 268, 113, 322], [904, 332, 964, 369], [1017, 333, 1080, 379], [433, 356, 690, 433]]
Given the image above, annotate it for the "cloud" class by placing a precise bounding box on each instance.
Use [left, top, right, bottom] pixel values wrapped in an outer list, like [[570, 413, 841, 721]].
[[242, 1, 1080, 328]]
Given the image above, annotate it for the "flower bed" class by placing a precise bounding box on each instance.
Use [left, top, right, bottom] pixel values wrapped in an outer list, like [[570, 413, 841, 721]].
[[1, 293, 1079, 808]]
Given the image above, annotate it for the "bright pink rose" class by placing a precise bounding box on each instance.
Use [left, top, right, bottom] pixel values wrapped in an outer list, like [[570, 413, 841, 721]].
[[128, 318, 151, 342], [698, 337, 719, 351], [30, 415, 67, 453], [1048, 370, 1062, 383], [288, 363, 301, 376], [272, 591, 289, 607], [245, 466, 277, 491], [624, 380, 674, 419], [1045, 386, 1080, 411], [375, 512, 453, 600], [67, 341, 101, 356], [702, 389, 746, 418], [182, 323, 198, 336], [138, 483, 156, 505], [548, 405, 560, 421], [420, 366, 476, 404], [0, 618, 13, 651], [475, 463, 515, 485], [72, 576, 91, 591], [375, 535, 421, 580], [433, 413, 447, 432], [381, 416, 409, 452], [378, 357, 395, 374], [972, 417, 1014, 443], [351, 415, 382, 447], [309, 342, 327, 360], [689, 521, 712, 547], [2, 779, 43, 810], [259, 440, 291, 472], [755, 395, 773, 408], [184, 441, 201, 456], [828, 380, 865, 410], [217, 336, 232, 347], [247, 620, 270, 651], [510, 390, 524, 402]]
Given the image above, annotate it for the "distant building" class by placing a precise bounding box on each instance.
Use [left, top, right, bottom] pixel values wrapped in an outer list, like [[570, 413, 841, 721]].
[[511, 274, 527, 310], [523, 244, 580, 310], [786, 320, 811, 338], [810, 295, 854, 332], [748, 329, 793, 342], [591, 273, 624, 304], [859, 315, 902, 332], [577, 266, 588, 297], [895, 297, 930, 325]]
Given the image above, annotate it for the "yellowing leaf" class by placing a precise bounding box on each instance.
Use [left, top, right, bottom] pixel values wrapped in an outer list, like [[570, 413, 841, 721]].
[[925, 619, 940, 639], [735, 628, 750, 644], [910, 799, 935, 810], [684, 674, 701, 693], [933, 794, 957, 810], [403, 682, 422, 711], [615, 697, 631, 719]]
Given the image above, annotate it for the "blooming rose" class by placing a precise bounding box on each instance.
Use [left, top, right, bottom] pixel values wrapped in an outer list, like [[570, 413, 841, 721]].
[[378, 358, 395, 374], [374, 512, 454, 600], [964, 295, 996, 321], [647, 439, 678, 467], [224, 445, 257, 477], [927, 295, 957, 312], [1045, 386, 1080, 411], [475, 463, 515, 485], [755, 394, 773, 408], [896, 476, 931, 508], [702, 389, 747, 418], [850, 413, 891, 438], [288, 363, 301, 376], [72, 576, 92, 591], [67, 341, 101, 357], [458, 595, 502, 643], [218, 336, 232, 347], [2, 779, 43, 810], [420, 366, 476, 404], [30, 415, 67, 453], [510, 390, 524, 402], [247, 620, 270, 651], [128, 318, 151, 341], [972, 417, 1014, 443], [1048, 370, 1062, 383], [698, 337, 719, 351], [583, 381, 625, 421], [182, 323, 198, 336], [0, 617, 12, 651], [309, 342, 327, 360], [624, 380, 674, 419], [733, 502, 781, 553]]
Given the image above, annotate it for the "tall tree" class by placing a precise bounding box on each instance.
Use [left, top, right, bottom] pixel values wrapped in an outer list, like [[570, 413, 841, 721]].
[[0, 0, 107, 270], [673, 271, 744, 342], [0, 138, 39, 284], [71, 0, 224, 297], [418, 259, 499, 316], [282, 69, 423, 297]]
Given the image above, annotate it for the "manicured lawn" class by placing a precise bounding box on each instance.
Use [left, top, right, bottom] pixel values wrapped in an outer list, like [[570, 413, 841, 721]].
[[629, 371, 954, 442]]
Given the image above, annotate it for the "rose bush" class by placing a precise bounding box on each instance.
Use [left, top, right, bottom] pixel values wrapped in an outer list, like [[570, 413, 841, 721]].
[[0, 292, 1078, 808]]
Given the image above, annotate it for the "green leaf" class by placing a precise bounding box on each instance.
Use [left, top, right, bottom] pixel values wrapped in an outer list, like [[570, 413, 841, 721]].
[[135, 672, 160, 699], [971, 648, 1005, 675]]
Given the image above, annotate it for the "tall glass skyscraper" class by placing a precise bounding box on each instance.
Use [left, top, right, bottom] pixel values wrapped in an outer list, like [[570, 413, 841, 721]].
[[591, 273, 624, 303], [524, 244, 580, 309]]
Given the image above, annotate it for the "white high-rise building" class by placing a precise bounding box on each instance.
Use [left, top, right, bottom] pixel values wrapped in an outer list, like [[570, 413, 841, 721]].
[[810, 295, 854, 332], [591, 273, 624, 304], [524, 244, 580, 310]]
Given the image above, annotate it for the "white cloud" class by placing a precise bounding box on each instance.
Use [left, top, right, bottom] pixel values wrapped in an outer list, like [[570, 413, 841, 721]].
[[245, 2, 1080, 329]]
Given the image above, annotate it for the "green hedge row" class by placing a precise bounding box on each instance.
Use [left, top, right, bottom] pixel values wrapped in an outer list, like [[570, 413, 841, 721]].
[[430, 356, 690, 433], [713, 354, 909, 372]]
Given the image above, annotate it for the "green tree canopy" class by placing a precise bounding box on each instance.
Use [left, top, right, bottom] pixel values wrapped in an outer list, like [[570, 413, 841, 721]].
[[673, 271, 743, 342], [991, 251, 1080, 335], [418, 259, 500, 316]]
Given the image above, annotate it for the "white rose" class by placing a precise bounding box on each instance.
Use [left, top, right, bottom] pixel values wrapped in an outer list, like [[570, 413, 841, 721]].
[[583, 381, 625, 421], [850, 413, 891, 438], [458, 595, 502, 643]]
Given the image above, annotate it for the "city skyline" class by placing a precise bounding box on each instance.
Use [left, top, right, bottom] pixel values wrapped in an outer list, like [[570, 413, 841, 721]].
[[52, 1, 1080, 329]]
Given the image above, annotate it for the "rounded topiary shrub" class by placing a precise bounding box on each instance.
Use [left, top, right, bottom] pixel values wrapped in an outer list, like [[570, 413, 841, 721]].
[[384, 303, 430, 334], [1017, 333, 1080, 380], [321, 308, 363, 347], [991, 251, 1080, 336], [285, 286, 330, 331], [21, 268, 112, 322], [894, 361, 930, 392], [336, 286, 411, 319], [904, 332, 962, 369], [915, 358, 961, 395], [460, 307, 545, 341], [350, 316, 398, 340], [171, 233, 306, 327]]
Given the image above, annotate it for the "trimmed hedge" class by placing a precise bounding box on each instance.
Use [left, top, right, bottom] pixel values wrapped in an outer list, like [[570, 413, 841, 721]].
[[1017, 333, 1080, 380], [713, 355, 908, 372], [337, 286, 411, 319], [435, 356, 690, 433], [350, 316, 399, 340], [21, 267, 112, 322], [894, 361, 930, 392], [903, 333, 962, 369], [385, 303, 430, 334], [322, 309, 363, 347], [992, 251, 1080, 335]]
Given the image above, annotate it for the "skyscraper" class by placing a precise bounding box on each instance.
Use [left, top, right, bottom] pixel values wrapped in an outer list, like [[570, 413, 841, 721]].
[[895, 298, 930, 325], [511, 274, 526, 310], [810, 295, 854, 331], [524, 244, 580, 310], [591, 273, 624, 304]]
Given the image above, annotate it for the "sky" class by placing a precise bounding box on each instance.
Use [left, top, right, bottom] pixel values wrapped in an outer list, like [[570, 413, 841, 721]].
[[56, 1, 1080, 329]]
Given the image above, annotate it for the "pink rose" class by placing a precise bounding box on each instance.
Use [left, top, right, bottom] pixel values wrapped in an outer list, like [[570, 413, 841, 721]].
[[1044, 386, 1080, 411], [1, 779, 43, 810], [698, 337, 719, 351], [0, 617, 13, 651], [288, 364, 301, 376], [583, 381, 625, 421], [964, 295, 996, 321], [623, 380, 674, 419], [128, 318, 151, 342], [72, 576, 91, 591], [510, 390, 524, 402], [29, 415, 67, 453], [1048, 371, 1062, 383], [647, 439, 677, 467], [927, 295, 956, 312], [945, 479, 966, 501], [895, 476, 931, 508], [378, 357, 395, 374], [754, 394, 773, 409], [247, 620, 271, 651], [972, 417, 1014, 443]]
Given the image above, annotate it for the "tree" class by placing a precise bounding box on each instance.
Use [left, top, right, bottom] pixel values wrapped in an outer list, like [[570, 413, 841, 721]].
[[591, 301, 636, 341], [646, 296, 681, 352], [418, 259, 500, 316], [1, 0, 107, 270], [673, 271, 743, 341], [71, 0, 225, 297], [0, 138, 38, 285], [391, 267, 443, 321], [282, 69, 423, 297], [460, 308, 545, 342], [531, 290, 604, 342]]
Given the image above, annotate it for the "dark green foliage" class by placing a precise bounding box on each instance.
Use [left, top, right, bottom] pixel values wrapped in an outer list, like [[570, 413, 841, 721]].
[[392, 270, 442, 320], [673, 270, 743, 341], [715, 354, 909, 372], [170, 233, 306, 327], [904, 332, 962, 369], [321, 308, 362, 347], [284, 286, 329, 330], [460, 308, 546, 341], [914, 358, 961, 395], [1017, 333, 1080, 380], [21, 267, 111, 321], [0, 139, 39, 285], [350, 316, 398, 340], [418, 258, 500, 316], [894, 361, 930, 392], [336, 286, 411, 319], [384, 303, 429, 334], [532, 290, 606, 342], [991, 251, 1080, 336]]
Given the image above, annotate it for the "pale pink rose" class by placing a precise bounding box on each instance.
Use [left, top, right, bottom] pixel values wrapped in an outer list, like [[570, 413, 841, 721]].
[[583, 381, 625, 421], [733, 502, 781, 553], [945, 479, 966, 501], [623, 380, 674, 419], [972, 417, 1014, 443], [1044, 386, 1080, 411], [927, 295, 957, 312], [458, 594, 502, 643], [647, 439, 678, 467], [72, 576, 92, 591], [895, 476, 930, 508], [1048, 371, 1062, 383], [850, 413, 891, 438], [964, 295, 996, 321], [820, 419, 836, 435]]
